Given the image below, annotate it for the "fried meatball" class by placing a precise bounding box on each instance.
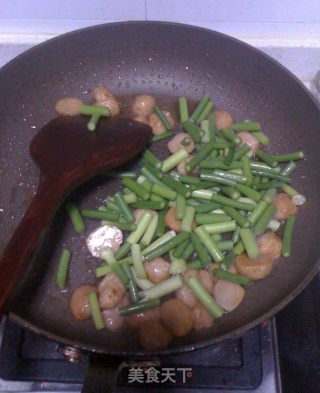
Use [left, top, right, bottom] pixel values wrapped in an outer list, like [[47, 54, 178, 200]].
[[160, 299, 193, 337], [70, 285, 97, 320], [98, 273, 126, 310], [235, 254, 273, 280], [213, 280, 245, 312], [257, 231, 282, 260], [126, 307, 161, 329], [132, 95, 156, 116], [273, 193, 297, 220], [168, 132, 195, 154], [144, 258, 171, 283], [214, 109, 233, 129], [139, 321, 172, 350]]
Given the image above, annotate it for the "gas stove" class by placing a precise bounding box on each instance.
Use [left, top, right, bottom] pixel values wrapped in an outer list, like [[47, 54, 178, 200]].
[[0, 315, 281, 393]]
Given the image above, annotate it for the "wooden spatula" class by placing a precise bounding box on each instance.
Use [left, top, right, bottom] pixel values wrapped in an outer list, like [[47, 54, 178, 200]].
[[0, 115, 152, 312]]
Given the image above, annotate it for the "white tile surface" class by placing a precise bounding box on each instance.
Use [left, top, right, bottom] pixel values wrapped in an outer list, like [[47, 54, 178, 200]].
[[0, 0, 146, 34], [0, 19, 116, 35], [146, 0, 320, 39], [258, 46, 320, 82], [184, 21, 320, 39], [0, 42, 33, 68], [0, 0, 145, 19], [146, 0, 320, 22], [0, 0, 319, 38]]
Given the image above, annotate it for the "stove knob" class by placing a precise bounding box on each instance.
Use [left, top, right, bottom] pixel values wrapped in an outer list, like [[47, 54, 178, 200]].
[[59, 345, 86, 363]]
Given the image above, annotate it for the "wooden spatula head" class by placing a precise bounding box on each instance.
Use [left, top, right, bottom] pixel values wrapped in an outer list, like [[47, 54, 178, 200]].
[[30, 116, 152, 184]]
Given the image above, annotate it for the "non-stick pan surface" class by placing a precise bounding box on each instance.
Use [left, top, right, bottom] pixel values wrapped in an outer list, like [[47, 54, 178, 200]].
[[1, 21, 320, 356]]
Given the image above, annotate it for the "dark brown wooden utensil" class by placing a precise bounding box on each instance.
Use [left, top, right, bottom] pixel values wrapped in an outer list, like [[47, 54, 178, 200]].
[[0, 115, 152, 313]]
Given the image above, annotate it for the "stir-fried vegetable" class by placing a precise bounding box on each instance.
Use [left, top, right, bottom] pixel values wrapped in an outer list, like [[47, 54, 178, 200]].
[[55, 248, 72, 289], [58, 91, 305, 350]]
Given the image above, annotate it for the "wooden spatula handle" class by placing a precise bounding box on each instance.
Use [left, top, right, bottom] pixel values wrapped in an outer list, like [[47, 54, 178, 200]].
[[0, 178, 63, 312]]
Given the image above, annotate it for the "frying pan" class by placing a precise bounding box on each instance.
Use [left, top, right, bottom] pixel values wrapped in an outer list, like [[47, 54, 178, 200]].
[[1, 21, 320, 365]]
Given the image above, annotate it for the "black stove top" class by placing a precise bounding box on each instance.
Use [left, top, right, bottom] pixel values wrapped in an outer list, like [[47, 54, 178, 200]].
[[0, 317, 280, 392], [0, 272, 319, 393], [276, 272, 320, 393]]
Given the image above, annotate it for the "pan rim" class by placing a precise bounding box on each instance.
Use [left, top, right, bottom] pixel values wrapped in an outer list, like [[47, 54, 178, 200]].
[[2, 20, 320, 356]]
